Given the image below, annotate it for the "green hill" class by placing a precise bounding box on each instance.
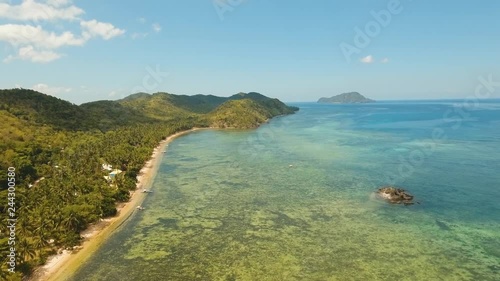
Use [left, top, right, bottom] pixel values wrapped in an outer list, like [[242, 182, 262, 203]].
[[229, 92, 270, 101], [210, 92, 298, 128], [0, 89, 89, 130], [156, 93, 227, 114], [0, 89, 296, 132], [229, 92, 299, 115], [209, 92, 298, 128], [210, 99, 273, 128], [117, 92, 197, 121], [119, 92, 151, 102], [79, 100, 155, 131], [115, 91, 297, 128], [0, 89, 298, 132]]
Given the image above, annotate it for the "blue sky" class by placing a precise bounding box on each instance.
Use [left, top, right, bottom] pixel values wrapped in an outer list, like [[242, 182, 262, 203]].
[[1, 0, 499, 104]]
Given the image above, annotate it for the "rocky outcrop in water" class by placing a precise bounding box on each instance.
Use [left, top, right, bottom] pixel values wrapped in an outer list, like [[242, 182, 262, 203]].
[[376, 186, 417, 205]]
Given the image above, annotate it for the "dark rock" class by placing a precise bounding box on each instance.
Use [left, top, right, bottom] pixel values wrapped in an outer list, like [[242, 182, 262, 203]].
[[376, 186, 416, 205]]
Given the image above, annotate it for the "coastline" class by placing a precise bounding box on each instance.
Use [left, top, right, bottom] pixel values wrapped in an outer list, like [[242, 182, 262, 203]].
[[29, 128, 203, 281]]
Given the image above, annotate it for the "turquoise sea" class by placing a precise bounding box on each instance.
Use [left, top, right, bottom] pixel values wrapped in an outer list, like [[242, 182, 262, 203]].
[[69, 100, 500, 281]]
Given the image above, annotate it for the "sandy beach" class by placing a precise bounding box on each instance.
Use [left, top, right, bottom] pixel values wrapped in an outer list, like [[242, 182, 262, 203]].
[[29, 128, 202, 281]]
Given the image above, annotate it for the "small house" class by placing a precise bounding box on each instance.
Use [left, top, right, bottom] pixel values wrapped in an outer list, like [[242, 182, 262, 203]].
[[109, 169, 123, 180], [102, 164, 113, 171]]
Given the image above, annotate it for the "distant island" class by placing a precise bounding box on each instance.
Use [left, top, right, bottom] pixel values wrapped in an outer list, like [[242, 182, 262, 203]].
[[317, 92, 375, 104]]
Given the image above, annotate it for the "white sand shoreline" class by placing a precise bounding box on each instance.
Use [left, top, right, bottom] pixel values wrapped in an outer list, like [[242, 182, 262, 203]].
[[28, 128, 203, 281]]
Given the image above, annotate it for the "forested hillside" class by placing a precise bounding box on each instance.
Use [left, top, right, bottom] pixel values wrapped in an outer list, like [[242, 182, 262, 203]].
[[0, 88, 297, 279]]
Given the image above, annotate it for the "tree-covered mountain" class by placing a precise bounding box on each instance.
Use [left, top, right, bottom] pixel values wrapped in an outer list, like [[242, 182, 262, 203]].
[[0, 89, 297, 132], [79, 100, 156, 131], [209, 92, 299, 128], [0, 88, 297, 279], [317, 92, 375, 103], [116, 91, 297, 121], [210, 99, 273, 129], [0, 89, 90, 130], [229, 92, 299, 116]]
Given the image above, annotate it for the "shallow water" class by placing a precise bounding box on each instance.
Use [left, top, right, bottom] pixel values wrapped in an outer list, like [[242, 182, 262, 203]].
[[69, 101, 500, 281]]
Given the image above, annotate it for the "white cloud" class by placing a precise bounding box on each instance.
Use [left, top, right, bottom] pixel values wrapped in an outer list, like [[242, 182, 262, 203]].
[[46, 0, 72, 7], [81, 19, 125, 40], [31, 83, 72, 96], [0, 1, 125, 63], [4, 45, 62, 63], [0, 0, 84, 21], [0, 24, 86, 48], [137, 17, 146, 24], [381, 57, 389, 63], [360, 55, 374, 64], [152, 23, 161, 33]]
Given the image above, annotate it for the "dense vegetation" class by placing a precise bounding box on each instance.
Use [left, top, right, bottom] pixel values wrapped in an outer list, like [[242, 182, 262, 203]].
[[0, 89, 298, 280]]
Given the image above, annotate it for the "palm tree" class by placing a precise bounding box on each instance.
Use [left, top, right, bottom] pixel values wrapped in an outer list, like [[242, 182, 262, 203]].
[[63, 211, 82, 231], [17, 239, 36, 262]]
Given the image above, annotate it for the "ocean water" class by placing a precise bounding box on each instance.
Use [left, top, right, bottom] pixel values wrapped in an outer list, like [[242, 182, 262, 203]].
[[69, 100, 500, 281]]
